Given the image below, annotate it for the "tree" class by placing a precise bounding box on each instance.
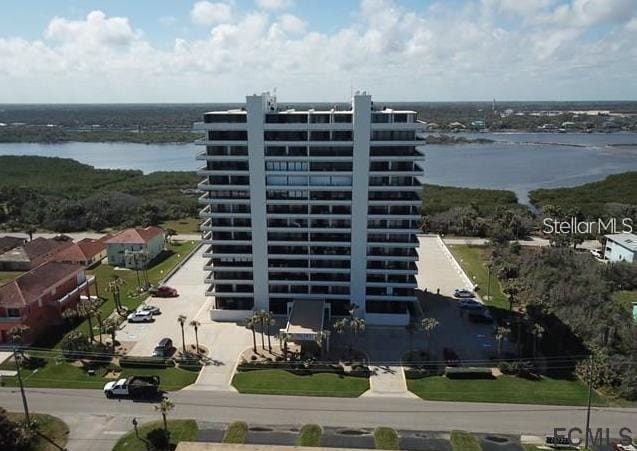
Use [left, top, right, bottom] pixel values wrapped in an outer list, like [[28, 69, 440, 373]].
[[256, 311, 266, 351], [349, 318, 365, 359], [154, 397, 175, 435], [262, 311, 275, 352], [189, 320, 201, 354], [165, 228, 177, 244], [102, 318, 119, 354], [106, 276, 126, 313], [8, 325, 30, 360], [495, 326, 511, 358], [530, 323, 544, 358], [421, 317, 440, 356], [503, 280, 524, 313], [247, 316, 258, 353], [278, 331, 289, 357], [177, 315, 187, 354], [0, 406, 35, 451]]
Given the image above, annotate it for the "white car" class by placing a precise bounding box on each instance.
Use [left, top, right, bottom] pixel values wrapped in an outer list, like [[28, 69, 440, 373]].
[[127, 310, 154, 323], [454, 288, 475, 298], [458, 298, 485, 310], [137, 304, 161, 315], [590, 249, 603, 259]]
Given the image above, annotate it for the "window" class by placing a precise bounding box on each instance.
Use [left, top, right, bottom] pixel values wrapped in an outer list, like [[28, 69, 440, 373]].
[[6, 308, 21, 317]]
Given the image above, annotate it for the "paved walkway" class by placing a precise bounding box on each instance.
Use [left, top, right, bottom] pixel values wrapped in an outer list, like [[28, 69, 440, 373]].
[[363, 364, 418, 398], [417, 235, 474, 296]]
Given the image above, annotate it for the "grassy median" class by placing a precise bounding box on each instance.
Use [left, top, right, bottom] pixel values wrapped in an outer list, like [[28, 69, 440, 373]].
[[113, 419, 198, 451], [407, 374, 610, 406], [232, 369, 369, 397], [450, 430, 482, 451], [8, 412, 69, 451], [374, 427, 400, 450]]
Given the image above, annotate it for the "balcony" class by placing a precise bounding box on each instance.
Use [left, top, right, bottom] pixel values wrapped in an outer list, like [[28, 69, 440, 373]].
[[54, 276, 96, 305]]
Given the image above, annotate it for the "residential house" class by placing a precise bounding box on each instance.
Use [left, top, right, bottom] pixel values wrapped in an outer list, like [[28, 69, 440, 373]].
[[52, 236, 110, 268], [0, 261, 96, 344], [106, 227, 165, 268], [0, 236, 74, 271], [604, 233, 637, 263], [0, 236, 25, 254]]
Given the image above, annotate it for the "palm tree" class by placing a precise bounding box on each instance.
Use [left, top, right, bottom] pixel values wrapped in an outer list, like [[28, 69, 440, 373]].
[[421, 317, 440, 356], [154, 397, 175, 435], [279, 331, 289, 357], [256, 311, 266, 351], [106, 276, 126, 313], [247, 316, 258, 353], [333, 318, 348, 359], [531, 323, 545, 357], [503, 280, 523, 313], [349, 318, 365, 359], [189, 320, 201, 354], [177, 315, 187, 354], [96, 311, 104, 344], [495, 326, 511, 358], [262, 311, 274, 352], [102, 318, 119, 354], [8, 325, 30, 358]]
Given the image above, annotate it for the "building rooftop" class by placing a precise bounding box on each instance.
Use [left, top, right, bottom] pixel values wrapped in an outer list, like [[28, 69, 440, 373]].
[[0, 261, 83, 308], [106, 227, 164, 245], [53, 238, 107, 263], [605, 233, 637, 252], [0, 236, 25, 254], [0, 237, 73, 264]]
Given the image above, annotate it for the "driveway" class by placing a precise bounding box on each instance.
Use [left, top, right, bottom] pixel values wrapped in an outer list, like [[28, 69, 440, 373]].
[[119, 244, 252, 391]]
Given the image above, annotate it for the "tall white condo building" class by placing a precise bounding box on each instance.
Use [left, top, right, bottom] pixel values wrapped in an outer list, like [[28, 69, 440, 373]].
[[195, 92, 424, 325]]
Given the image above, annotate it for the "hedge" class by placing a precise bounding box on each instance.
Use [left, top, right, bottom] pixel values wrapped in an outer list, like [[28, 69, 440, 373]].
[[445, 367, 495, 380], [119, 356, 174, 369]]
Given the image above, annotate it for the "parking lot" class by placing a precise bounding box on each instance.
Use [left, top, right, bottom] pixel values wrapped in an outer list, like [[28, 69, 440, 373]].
[[119, 243, 252, 391]]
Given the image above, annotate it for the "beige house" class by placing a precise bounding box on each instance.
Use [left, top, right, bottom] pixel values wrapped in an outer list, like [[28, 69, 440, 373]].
[[105, 227, 165, 269]]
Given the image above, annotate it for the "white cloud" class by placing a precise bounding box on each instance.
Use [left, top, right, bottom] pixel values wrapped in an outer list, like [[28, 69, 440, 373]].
[[45, 10, 141, 47], [190, 1, 233, 26], [159, 16, 178, 27], [542, 0, 637, 27], [1, 1, 636, 102], [255, 0, 294, 11]]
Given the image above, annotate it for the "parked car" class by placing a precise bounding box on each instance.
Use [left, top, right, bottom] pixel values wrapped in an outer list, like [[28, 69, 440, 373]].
[[590, 249, 604, 259], [149, 286, 178, 297], [127, 310, 154, 323], [104, 376, 160, 399], [454, 288, 475, 298], [138, 304, 161, 315], [152, 338, 173, 357], [443, 347, 460, 366], [458, 298, 485, 310]]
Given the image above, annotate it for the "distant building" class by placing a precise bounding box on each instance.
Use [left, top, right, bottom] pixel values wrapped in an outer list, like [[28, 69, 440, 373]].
[[105, 227, 165, 268], [0, 236, 26, 255], [0, 237, 73, 271], [53, 237, 110, 268], [0, 261, 96, 344], [604, 233, 636, 263], [470, 120, 486, 130]]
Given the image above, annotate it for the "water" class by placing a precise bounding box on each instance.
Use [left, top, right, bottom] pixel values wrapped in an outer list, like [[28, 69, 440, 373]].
[[1, 133, 636, 204]]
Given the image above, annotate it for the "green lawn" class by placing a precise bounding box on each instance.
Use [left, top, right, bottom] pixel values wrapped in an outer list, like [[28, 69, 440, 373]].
[[450, 430, 482, 451], [232, 369, 370, 397], [112, 419, 198, 451], [447, 244, 509, 309], [0, 270, 23, 284], [299, 424, 322, 447], [0, 353, 199, 391], [374, 427, 400, 450], [8, 412, 70, 451], [223, 421, 248, 444], [48, 240, 199, 348], [613, 290, 637, 311], [407, 375, 611, 406], [160, 217, 200, 234]]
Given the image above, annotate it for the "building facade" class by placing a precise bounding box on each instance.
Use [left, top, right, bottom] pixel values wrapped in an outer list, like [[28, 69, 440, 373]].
[[0, 262, 96, 344], [195, 92, 424, 325], [106, 227, 165, 268], [604, 233, 636, 263]]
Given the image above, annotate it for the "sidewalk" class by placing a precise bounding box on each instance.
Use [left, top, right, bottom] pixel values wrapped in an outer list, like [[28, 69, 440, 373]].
[[363, 364, 418, 399]]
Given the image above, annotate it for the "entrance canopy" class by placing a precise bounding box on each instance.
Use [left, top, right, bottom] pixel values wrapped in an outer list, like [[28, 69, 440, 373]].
[[283, 300, 325, 342]]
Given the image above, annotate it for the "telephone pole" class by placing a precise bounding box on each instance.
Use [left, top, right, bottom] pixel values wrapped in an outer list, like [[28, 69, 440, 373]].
[[13, 346, 31, 425], [584, 354, 594, 449]]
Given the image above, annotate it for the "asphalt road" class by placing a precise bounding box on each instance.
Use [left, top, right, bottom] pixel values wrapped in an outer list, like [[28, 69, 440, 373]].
[[1, 388, 635, 438]]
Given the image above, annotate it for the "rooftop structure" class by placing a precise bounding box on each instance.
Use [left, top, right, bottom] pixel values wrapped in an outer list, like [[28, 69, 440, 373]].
[[194, 92, 425, 325], [604, 233, 637, 263], [0, 236, 73, 271]]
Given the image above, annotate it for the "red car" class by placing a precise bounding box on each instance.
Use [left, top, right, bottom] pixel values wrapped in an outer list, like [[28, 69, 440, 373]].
[[149, 286, 178, 297]]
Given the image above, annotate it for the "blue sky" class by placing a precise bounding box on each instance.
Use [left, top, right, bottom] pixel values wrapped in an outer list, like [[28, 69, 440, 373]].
[[0, 0, 636, 102]]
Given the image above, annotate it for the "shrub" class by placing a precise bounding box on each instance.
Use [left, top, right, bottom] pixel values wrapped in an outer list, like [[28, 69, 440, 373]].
[[119, 356, 173, 369], [445, 367, 494, 380], [146, 427, 170, 450]]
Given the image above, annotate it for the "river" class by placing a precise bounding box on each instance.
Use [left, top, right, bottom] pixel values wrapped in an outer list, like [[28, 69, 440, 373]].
[[1, 132, 636, 204]]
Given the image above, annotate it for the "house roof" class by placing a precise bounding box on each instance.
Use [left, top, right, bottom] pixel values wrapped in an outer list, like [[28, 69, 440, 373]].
[[605, 233, 637, 252], [0, 236, 25, 254], [53, 238, 106, 264], [0, 261, 83, 308], [106, 227, 164, 245], [0, 237, 73, 264]]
